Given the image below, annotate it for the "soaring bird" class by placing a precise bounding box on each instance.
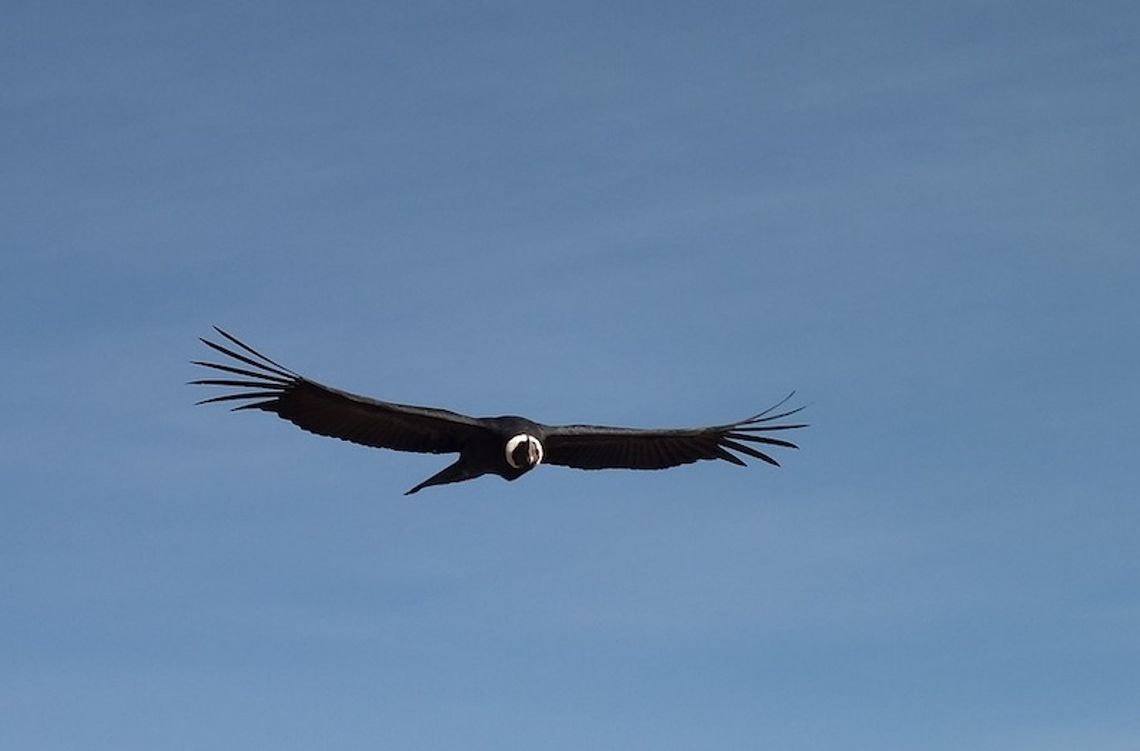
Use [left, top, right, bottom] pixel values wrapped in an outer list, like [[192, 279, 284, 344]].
[[192, 328, 807, 495]]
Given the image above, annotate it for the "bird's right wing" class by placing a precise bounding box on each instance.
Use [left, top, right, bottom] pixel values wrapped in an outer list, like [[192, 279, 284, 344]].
[[541, 397, 806, 470], [191, 328, 487, 455]]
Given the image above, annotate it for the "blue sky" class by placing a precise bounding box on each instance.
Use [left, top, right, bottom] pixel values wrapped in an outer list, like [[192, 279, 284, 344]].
[[3, 1, 1138, 748]]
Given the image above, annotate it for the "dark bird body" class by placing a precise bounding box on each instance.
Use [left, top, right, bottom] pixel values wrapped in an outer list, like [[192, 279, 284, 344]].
[[192, 328, 807, 495]]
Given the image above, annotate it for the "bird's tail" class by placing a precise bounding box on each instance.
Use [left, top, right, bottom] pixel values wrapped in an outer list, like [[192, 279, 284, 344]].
[[405, 458, 484, 495]]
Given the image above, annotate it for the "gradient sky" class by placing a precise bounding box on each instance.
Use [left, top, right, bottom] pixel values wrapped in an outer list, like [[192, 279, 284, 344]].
[[4, 2, 1138, 749]]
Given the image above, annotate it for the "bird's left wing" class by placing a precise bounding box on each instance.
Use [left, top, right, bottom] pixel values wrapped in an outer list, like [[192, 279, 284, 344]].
[[191, 328, 487, 455], [541, 398, 806, 470]]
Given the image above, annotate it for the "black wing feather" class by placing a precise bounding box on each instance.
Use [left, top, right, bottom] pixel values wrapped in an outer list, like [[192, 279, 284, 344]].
[[541, 395, 806, 471], [192, 327, 486, 455]]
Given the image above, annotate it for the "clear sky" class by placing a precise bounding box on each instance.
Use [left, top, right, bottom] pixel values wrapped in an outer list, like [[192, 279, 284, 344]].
[[3, 1, 1138, 749]]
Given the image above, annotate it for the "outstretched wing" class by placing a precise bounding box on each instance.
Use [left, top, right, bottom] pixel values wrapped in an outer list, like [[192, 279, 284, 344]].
[[191, 327, 486, 455], [541, 396, 806, 470]]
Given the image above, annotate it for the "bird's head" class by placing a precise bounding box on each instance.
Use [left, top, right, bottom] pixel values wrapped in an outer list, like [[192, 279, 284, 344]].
[[505, 433, 544, 470]]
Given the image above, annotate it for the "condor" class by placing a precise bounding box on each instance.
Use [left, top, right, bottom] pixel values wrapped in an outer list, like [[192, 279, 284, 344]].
[[192, 328, 806, 495]]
